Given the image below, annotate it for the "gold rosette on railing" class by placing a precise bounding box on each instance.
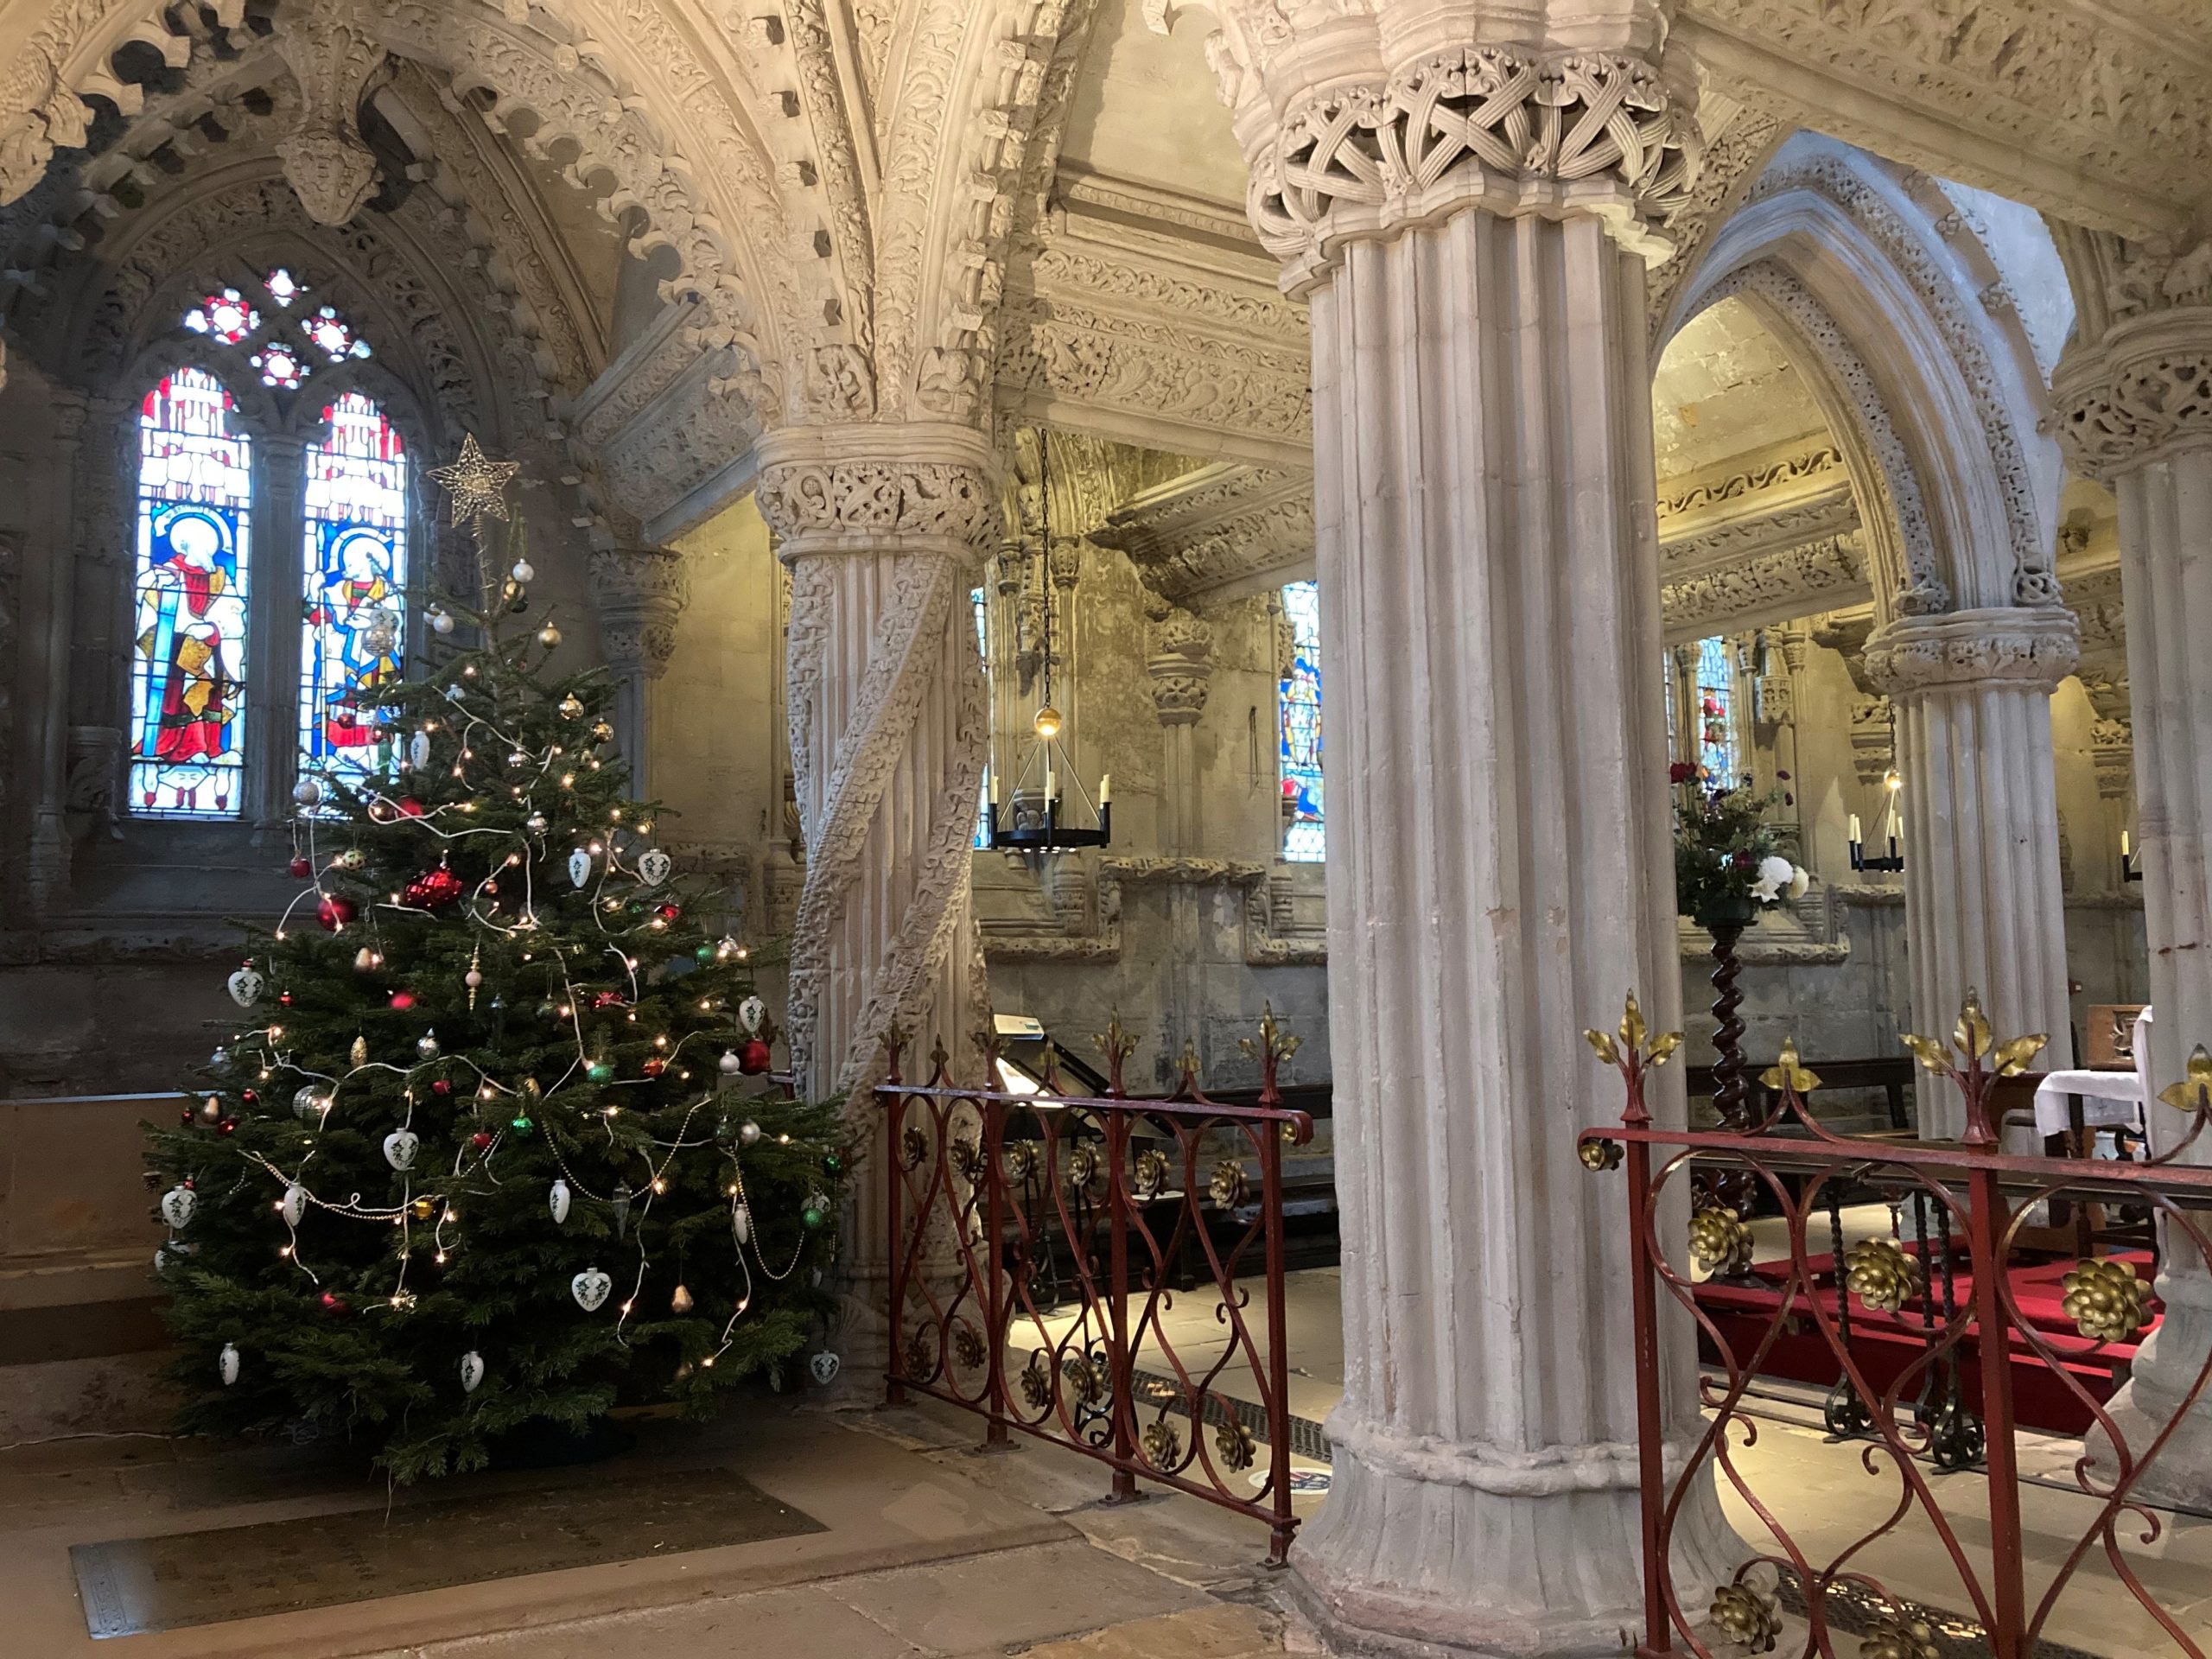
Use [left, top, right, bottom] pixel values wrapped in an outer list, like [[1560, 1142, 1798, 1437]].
[[1845, 1237, 1925, 1313], [1858, 1616, 1941, 1659], [1707, 1584, 1782, 1653], [1689, 1206, 1756, 1276], [2063, 1256, 2154, 1344]]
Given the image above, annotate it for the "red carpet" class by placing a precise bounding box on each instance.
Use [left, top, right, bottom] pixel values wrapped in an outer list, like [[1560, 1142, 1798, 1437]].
[[1694, 1248, 2156, 1435]]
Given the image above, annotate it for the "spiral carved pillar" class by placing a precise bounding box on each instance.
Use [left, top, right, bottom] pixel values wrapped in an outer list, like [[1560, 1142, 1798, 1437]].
[[1863, 609, 2077, 1141], [1173, 10, 1736, 1649], [585, 547, 689, 799], [2056, 302, 2212, 1502], [753, 425, 995, 1371]]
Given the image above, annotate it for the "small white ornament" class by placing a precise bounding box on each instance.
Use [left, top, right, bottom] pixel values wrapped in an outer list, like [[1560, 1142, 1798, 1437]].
[[739, 995, 766, 1037], [460, 1351, 485, 1393], [465, 968, 483, 989], [446, 683, 466, 701], [429, 608, 455, 636], [416, 1029, 442, 1059], [383, 1128, 421, 1171], [809, 1351, 842, 1387], [353, 946, 377, 972], [549, 1179, 571, 1225], [512, 559, 535, 582], [733, 1202, 751, 1244], [155, 1247, 170, 1272], [524, 812, 548, 836], [219, 1343, 240, 1386], [638, 849, 672, 887], [160, 1184, 198, 1229], [281, 1184, 308, 1227], [409, 731, 431, 769], [226, 966, 264, 1008], [211, 1045, 228, 1067], [571, 1267, 612, 1312], [569, 849, 592, 887], [293, 779, 322, 807], [719, 1049, 741, 1076], [740, 1120, 762, 1146]]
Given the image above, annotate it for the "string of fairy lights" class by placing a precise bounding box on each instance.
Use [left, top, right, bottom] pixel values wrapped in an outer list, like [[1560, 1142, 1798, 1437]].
[[160, 440, 828, 1389]]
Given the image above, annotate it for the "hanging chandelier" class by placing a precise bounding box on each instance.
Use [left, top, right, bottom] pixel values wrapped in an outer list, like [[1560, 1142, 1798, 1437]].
[[986, 433, 1109, 852]]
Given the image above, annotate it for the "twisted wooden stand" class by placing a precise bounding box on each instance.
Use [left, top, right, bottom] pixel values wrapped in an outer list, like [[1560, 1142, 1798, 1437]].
[[1707, 920, 1749, 1131]]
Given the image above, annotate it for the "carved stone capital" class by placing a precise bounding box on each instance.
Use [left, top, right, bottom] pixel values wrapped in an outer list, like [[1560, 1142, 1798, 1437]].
[[2054, 306, 2212, 481], [1237, 45, 1701, 292], [2093, 716, 2135, 801], [1848, 695, 1894, 788], [272, 2, 393, 226], [1862, 608, 2080, 699], [753, 425, 1000, 562], [1147, 605, 1216, 727], [587, 549, 690, 682]]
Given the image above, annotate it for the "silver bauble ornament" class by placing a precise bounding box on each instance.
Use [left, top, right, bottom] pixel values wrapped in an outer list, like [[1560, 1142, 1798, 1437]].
[[429, 608, 455, 636], [719, 1049, 742, 1076], [740, 1120, 762, 1147], [416, 1029, 441, 1059], [293, 779, 322, 807], [512, 559, 535, 582], [293, 1084, 326, 1122]]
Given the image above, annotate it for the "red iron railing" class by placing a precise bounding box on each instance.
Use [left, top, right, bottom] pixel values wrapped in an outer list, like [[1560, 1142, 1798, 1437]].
[[1581, 991, 2212, 1658], [880, 1012, 1314, 1562]]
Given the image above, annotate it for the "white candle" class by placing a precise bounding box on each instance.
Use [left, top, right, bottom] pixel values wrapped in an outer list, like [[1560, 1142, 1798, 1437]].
[[1098, 772, 1110, 807], [1848, 813, 1862, 844], [1045, 762, 1056, 807]]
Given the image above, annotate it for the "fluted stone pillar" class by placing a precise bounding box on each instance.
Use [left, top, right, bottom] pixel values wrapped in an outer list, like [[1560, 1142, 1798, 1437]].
[[1147, 602, 1213, 855], [21, 392, 91, 912], [586, 547, 690, 798], [1178, 11, 1731, 1651], [753, 424, 995, 1371], [2056, 301, 2212, 1501], [1864, 609, 2077, 1141]]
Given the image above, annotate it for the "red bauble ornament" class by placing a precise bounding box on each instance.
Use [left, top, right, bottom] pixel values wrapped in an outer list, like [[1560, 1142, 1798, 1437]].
[[289, 855, 313, 878], [737, 1038, 772, 1075], [241, 1090, 259, 1108], [431, 1077, 453, 1097], [482, 878, 499, 897], [591, 989, 625, 1010], [216, 1117, 238, 1136], [316, 894, 357, 931], [398, 798, 427, 817], [403, 864, 466, 910], [280, 990, 293, 1007], [470, 1130, 493, 1151], [320, 1291, 346, 1313], [642, 1056, 666, 1078], [179, 1108, 195, 1127], [389, 990, 416, 1011], [656, 902, 681, 922]]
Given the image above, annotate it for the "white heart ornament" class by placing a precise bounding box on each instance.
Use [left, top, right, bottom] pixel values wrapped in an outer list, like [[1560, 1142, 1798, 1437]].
[[460, 1351, 485, 1393], [409, 731, 431, 769], [549, 1179, 571, 1225], [227, 967, 264, 1008], [161, 1185, 197, 1229], [281, 1184, 308, 1227], [219, 1343, 240, 1386], [383, 1128, 420, 1171], [571, 1267, 612, 1313], [569, 849, 591, 887], [810, 1351, 842, 1387], [638, 849, 671, 887]]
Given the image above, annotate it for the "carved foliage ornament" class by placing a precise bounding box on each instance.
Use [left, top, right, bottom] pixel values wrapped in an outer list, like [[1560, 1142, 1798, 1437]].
[[1250, 48, 1702, 289], [755, 459, 1000, 553], [273, 1, 392, 226], [2054, 319, 2212, 480], [1862, 610, 2081, 698]]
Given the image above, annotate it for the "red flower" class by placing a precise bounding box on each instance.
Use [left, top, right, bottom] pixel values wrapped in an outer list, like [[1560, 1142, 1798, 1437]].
[[1732, 851, 1758, 870], [1669, 761, 1698, 785]]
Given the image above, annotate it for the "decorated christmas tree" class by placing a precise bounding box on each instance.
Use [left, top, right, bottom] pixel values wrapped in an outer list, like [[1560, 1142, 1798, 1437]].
[[144, 441, 844, 1480]]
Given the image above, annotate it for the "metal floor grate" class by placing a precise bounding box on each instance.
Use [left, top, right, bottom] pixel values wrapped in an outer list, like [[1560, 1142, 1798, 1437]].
[[1128, 1368, 1330, 1463]]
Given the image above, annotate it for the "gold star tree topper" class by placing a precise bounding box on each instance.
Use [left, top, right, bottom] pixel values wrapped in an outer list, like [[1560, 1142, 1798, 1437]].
[[429, 434, 520, 525]]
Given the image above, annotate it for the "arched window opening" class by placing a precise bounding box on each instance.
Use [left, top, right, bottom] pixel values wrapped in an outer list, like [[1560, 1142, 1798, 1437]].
[[301, 392, 409, 792], [131, 366, 252, 817], [1280, 579, 1324, 863], [1695, 634, 1742, 786]]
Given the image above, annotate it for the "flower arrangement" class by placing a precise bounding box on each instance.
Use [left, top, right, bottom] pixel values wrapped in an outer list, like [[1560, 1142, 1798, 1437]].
[[1671, 759, 1808, 924]]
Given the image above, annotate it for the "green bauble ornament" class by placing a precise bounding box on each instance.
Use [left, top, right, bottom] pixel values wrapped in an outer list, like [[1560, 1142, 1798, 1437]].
[[823, 1152, 843, 1176], [802, 1205, 824, 1229], [510, 1114, 535, 1136], [693, 943, 716, 963], [587, 1060, 614, 1083], [536, 997, 557, 1018]]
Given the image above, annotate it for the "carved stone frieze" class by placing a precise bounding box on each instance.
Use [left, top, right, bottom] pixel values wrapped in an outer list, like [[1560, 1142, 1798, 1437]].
[[1648, 108, 1788, 336], [755, 441, 1000, 557], [1848, 694, 1894, 788], [1660, 442, 1844, 521], [1863, 607, 2082, 698], [1662, 533, 1868, 639], [1090, 462, 1313, 606]]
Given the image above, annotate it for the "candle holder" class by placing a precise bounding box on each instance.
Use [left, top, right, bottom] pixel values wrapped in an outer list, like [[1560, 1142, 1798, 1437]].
[[2122, 843, 2143, 883], [1849, 834, 1904, 874]]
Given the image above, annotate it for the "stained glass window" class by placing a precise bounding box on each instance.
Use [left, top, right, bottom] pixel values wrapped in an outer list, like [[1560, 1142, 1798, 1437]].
[[251, 342, 307, 390], [973, 586, 992, 849], [183, 288, 259, 345], [1695, 636, 1740, 785], [303, 304, 372, 363], [299, 393, 408, 793], [1280, 580, 1324, 862], [131, 367, 251, 817], [264, 268, 304, 308]]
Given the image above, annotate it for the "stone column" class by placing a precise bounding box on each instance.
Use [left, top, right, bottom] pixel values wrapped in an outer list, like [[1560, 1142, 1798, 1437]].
[[2055, 300, 2212, 1501], [753, 423, 995, 1370], [1188, 16, 1732, 1653], [1863, 609, 2077, 1140], [1146, 601, 1213, 855], [586, 547, 690, 798], [21, 391, 91, 912]]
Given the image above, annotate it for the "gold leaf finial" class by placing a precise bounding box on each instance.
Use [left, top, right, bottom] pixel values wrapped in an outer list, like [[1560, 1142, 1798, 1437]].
[[1587, 992, 1682, 1072], [1760, 1038, 1820, 1096], [2159, 1044, 2212, 1116], [1993, 1033, 2049, 1077], [1953, 989, 1993, 1061], [1901, 1032, 1952, 1077]]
